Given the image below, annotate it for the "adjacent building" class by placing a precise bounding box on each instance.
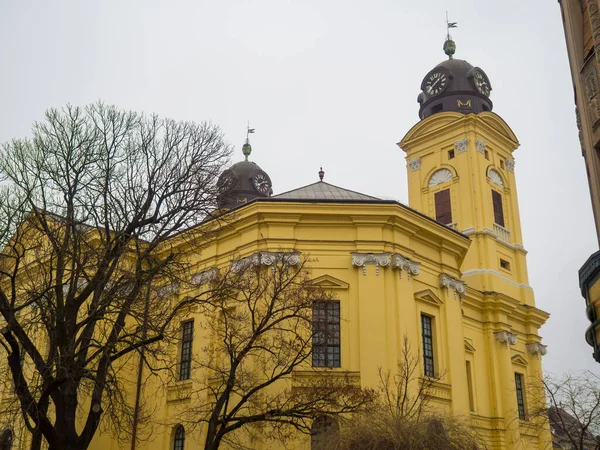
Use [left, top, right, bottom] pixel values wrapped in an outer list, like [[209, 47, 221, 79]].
[[558, 0, 600, 363]]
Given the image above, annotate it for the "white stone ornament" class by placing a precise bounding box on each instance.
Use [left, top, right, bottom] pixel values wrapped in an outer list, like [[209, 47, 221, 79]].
[[494, 330, 517, 346], [454, 138, 468, 153], [439, 274, 466, 297], [428, 169, 454, 187], [408, 157, 421, 172], [352, 252, 391, 276], [232, 252, 301, 273], [191, 267, 219, 285], [488, 169, 504, 188], [476, 139, 487, 154], [506, 159, 515, 172], [526, 342, 547, 356], [391, 253, 420, 279]]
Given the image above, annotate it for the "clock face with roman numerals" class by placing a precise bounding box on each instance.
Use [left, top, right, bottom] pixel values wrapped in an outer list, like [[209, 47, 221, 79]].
[[252, 171, 272, 195], [473, 70, 491, 96], [425, 71, 448, 96]]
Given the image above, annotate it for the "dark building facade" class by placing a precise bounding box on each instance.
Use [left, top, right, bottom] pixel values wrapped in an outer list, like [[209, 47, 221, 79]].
[[559, 0, 600, 361]]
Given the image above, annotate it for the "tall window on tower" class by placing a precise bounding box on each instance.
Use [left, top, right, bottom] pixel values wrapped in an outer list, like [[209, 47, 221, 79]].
[[492, 190, 505, 227], [434, 189, 452, 225], [421, 314, 435, 377], [515, 372, 526, 420], [312, 301, 341, 367], [179, 320, 194, 380]]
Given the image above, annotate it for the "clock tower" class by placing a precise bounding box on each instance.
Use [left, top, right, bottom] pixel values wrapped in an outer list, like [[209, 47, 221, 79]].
[[399, 39, 550, 449], [400, 40, 532, 304]]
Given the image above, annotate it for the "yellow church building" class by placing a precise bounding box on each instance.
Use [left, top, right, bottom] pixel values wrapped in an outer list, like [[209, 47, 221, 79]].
[[0, 39, 551, 450]]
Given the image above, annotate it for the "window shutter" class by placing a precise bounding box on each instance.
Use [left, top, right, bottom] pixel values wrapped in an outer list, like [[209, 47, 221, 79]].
[[492, 190, 504, 227], [434, 189, 452, 225]]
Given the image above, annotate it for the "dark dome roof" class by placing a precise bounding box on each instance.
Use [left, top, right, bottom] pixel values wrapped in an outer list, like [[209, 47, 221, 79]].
[[418, 56, 493, 119], [217, 146, 273, 210]]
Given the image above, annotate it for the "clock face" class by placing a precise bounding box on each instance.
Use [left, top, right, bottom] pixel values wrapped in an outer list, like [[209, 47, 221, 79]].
[[217, 170, 237, 192], [425, 71, 448, 96], [473, 71, 491, 96], [252, 171, 271, 195]]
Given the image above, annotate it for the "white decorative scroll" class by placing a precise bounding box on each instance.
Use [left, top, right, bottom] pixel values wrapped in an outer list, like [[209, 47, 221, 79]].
[[439, 273, 466, 297], [454, 138, 468, 153], [232, 252, 301, 273], [191, 267, 219, 285], [488, 169, 504, 188], [428, 169, 454, 187], [351, 252, 391, 276], [526, 342, 547, 356], [506, 159, 515, 172], [391, 253, 420, 280], [476, 139, 487, 154], [494, 330, 517, 346], [408, 157, 421, 172]]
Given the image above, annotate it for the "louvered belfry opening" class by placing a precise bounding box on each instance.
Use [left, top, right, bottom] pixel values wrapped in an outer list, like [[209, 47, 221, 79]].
[[434, 189, 452, 225]]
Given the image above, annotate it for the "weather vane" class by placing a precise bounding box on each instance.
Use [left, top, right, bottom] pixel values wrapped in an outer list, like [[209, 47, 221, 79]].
[[444, 12, 457, 59], [242, 121, 255, 161], [246, 121, 255, 142]]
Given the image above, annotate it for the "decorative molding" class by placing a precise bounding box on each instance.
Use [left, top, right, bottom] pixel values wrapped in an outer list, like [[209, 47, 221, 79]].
[[311, 274, 349, 290], [526, 342, 548, 356], [494, 330, 517, 346], [511, 354, 528, 366], [488, 169, 504, 187], [391, 253, 420, 279], [506, 159, 515, 172], [428, 168, 454, 187], [157, 282, 179, 298], [439, 273, 466, 297], [464, 340, 476, 352], [476, 139, 487, 154], [232, 252, 301, 273], [454, 138, 468, 153], [461, 269, 533, 291], [414, 289, 443, 305], [351, 252, 391, 276], [408, 157, 421, 172], [191, 267, 219, 285]]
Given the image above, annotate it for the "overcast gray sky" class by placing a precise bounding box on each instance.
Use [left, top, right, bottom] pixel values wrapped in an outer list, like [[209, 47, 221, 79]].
[[1, 0, 596, 376]]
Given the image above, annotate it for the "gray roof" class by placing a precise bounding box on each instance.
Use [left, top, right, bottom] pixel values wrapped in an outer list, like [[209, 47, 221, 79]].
[[273, 181, 380, 201]]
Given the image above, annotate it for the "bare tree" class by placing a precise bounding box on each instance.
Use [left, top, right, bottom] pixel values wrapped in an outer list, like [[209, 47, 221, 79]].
[[0, 103, 231, 450], [187, 255, 375, 450], [530, 371, 600, 450], [334, 335, 485, 450]]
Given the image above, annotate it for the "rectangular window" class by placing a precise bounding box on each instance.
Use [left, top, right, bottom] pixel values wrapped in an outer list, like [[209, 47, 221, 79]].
[[484, 149, 490, 160], [434, 189, 452, 225], [312, 302, 340, 367], [421, 314, 435, 377], [492, 190, 505, 227], [500, 159, 505, 169], [179, 320, 194, 380], [500, 259, 511, 271], [515, 372, 526, 420], [466, 361, 475, 412], [448, 149, 455, 159]]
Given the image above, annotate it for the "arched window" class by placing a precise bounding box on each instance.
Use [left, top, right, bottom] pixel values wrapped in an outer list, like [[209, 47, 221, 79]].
[[428, 168, 453, 187], [311, 416, 339, 450], [0, 429, 13, 450], [173, 425, 185, 450]]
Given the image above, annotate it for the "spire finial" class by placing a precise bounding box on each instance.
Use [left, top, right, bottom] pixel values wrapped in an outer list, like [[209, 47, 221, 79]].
[[318, 167, 324, 181], [242, 122, 255, 161], [444, 12, 457, 59]]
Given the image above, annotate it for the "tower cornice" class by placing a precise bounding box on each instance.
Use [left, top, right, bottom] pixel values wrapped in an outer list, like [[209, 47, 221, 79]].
[[399, 112, 519, 154]]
